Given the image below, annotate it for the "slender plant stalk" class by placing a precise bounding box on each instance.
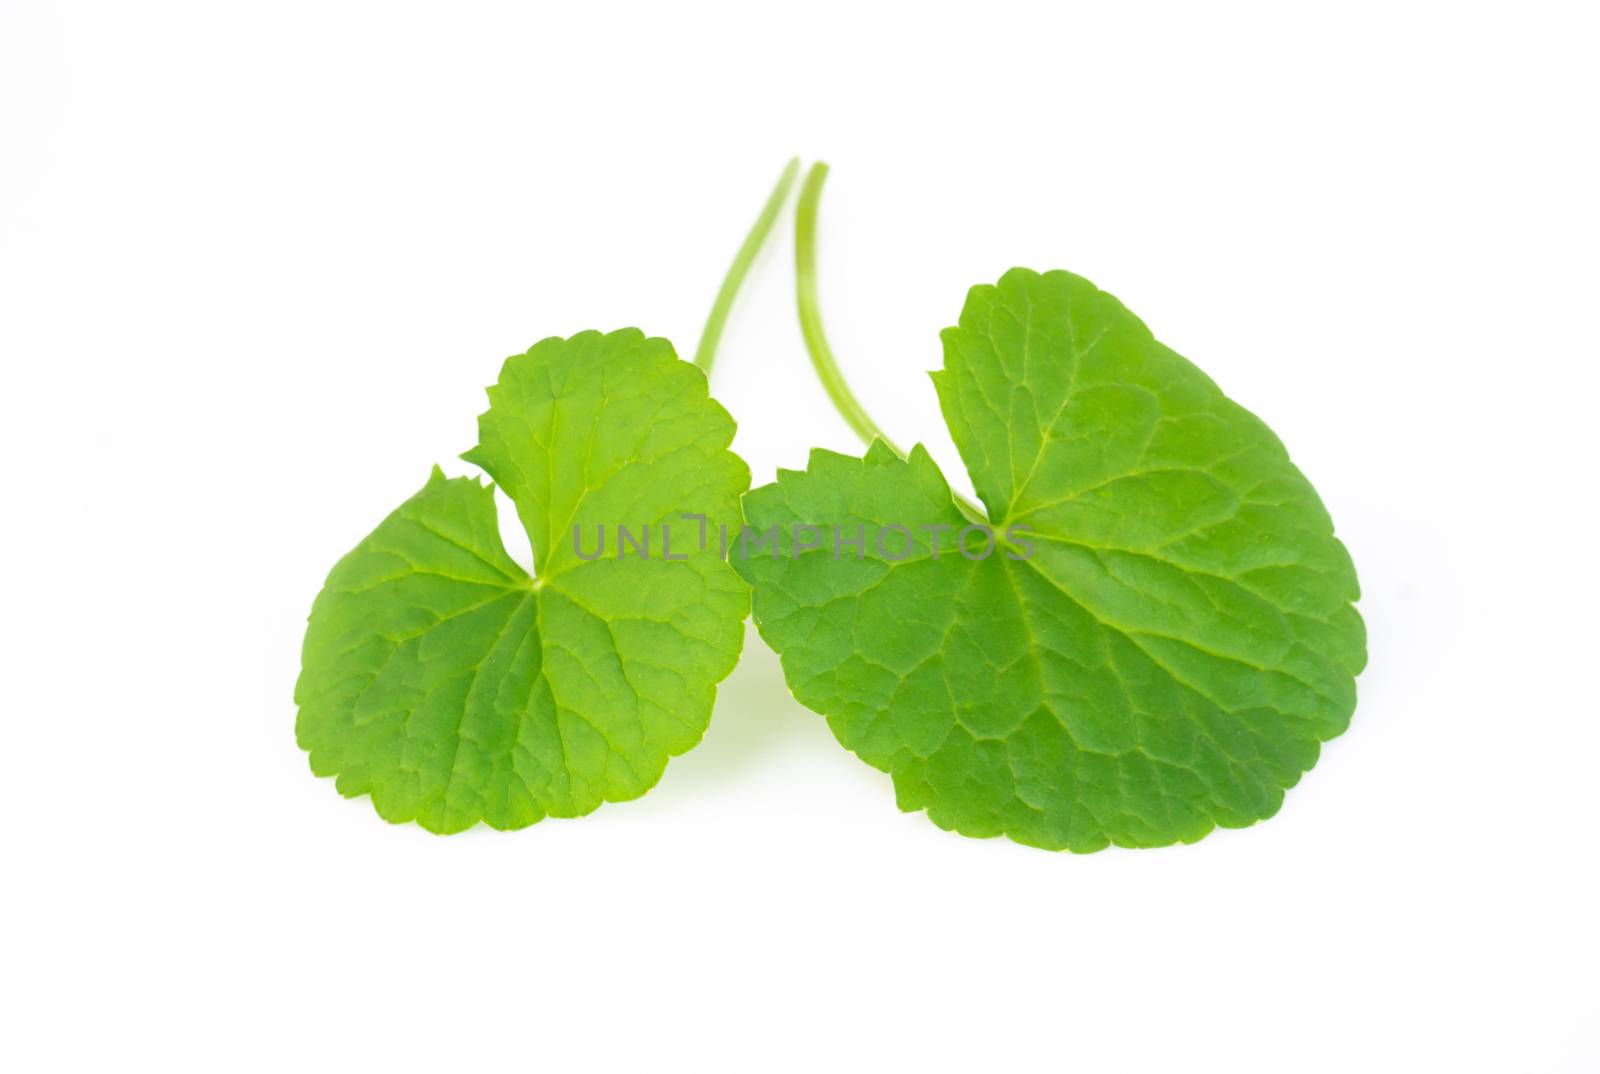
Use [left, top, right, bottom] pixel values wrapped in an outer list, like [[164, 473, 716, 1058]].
[[794, 162, 987, 523], [793, 163, 905, 456], [694, 158, 801, 373]]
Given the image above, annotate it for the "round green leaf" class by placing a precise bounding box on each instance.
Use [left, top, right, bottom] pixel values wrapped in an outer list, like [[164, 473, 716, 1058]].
[[735, 269, 1365, 851], [296, 330, 750, 832]]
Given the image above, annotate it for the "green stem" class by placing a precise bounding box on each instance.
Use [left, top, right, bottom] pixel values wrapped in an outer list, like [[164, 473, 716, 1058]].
[[694, 157, 801, 374], [793, 163, 904, 457], [793, 162, 988, 524]]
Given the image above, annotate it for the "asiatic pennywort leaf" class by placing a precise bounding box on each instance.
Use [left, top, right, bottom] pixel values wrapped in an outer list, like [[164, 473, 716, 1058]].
[[296, 330, 750, 833], [735, 268, 1365, 851]]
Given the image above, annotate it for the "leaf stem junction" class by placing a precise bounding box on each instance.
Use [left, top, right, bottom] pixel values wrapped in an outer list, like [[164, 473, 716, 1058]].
[[793, 162, 986, 524]]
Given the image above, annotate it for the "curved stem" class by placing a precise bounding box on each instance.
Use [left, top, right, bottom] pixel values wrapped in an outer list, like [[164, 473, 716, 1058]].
[[694, 157, 801, 374], [793, 163, 904, 457], [793, 162, 988, 524]]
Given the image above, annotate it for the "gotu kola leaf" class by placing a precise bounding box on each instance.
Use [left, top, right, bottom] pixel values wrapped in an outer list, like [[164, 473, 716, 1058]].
[[293, 159, 799, 832], [735, 214, 1365, 849], [295, 330, 750, 832]]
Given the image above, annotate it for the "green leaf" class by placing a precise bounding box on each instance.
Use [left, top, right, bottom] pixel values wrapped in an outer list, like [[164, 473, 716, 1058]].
[[296, 330, 750, 833], [735, 268, 1365, 851]]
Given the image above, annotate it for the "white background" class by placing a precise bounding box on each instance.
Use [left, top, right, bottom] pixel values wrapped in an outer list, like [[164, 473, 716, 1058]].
[[3, 2, 1596, 1071]]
